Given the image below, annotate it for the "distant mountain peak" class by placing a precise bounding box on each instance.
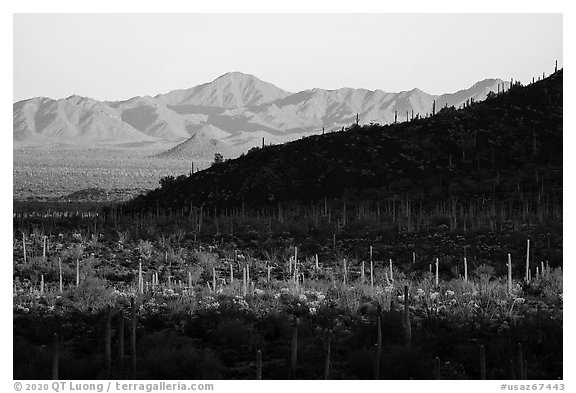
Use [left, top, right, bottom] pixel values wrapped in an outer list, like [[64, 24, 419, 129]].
[[472, 78, 502, 87], [157, 71, 291, 109], [214, 71, 259, 81]]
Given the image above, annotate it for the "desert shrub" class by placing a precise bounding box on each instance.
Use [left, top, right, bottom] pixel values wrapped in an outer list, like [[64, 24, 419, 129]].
[[137, 239, 154, 261], [64, 277, 114, 313], [14, 256, 54, 285], [60, 244, 85, 262]]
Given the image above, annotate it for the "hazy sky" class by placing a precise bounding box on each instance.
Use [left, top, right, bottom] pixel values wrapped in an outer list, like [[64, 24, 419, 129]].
[[13, 13, 562, 102]]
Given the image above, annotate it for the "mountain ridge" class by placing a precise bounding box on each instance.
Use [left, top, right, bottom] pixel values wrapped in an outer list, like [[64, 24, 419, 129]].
[[14, 72, 509, 157], [123, 70, 562, 214]]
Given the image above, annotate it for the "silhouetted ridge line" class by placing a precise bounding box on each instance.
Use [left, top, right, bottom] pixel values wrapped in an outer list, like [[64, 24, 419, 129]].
[[122, 70, 562, 215]]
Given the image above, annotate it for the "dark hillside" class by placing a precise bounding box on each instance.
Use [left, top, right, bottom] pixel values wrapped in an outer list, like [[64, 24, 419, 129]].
[[124, 70, 562, 214]]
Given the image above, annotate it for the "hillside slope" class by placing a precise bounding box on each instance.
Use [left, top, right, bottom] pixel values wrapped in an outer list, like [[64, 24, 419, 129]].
[[125, 70, 563, 214]]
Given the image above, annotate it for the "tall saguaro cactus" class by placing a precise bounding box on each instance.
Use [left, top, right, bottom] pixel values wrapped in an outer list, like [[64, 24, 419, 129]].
[[52, 333, 59, 380], [525, 239, 530, 282], [22, 232, 26, 264], [479, 344, 486, 380], [370, 260, 374, 290], [434, 357, 441, 379], [403, 285, 412, 348], [374, 304, 383, 375], [138, 262, 143, 294], [373, 343, 380, 380], [376, 304, 382, 364], [324, 330, 331, 380], [256, 350, 262, 380], [105, 305, 112, 379], [517, 343, 527, 379], [59, 257, 63, 292], [507, 254, 513, 295], [291, 317, 298, 378], [131, 298, 137, 379], [118, 310, 125, 379]]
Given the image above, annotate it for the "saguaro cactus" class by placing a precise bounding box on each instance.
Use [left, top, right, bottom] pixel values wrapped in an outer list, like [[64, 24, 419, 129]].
[[525, 239, 530, 282], [138, 262, 143, 294], [131, 298, 137, 379], [373, 343, 380, 380], [403, 285, 412, 348], [435, 258, 439, 286], [59, 257, 63, 292], [291, 317, 298, 378], [432, 100, 436, 115], [105, 305, 112, 378], [294, 246, 298, 270], [464, 257, 468, 282], [479, 344, 486, 380], [517, 343, 526, 379], [118, 310, 125, 379], [324, 330, 331, 380], [369, 246, 373, 263], [256, 350, 262, 380], [507, 254, 513, 295], [376, 304, 382, 361], [22, 233, 26, 264], [52, 333, 59, 380]]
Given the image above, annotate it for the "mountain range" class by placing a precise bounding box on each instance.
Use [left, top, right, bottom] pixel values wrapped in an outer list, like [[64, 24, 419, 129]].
[[13, 72, 509, 159], [124, 70, 562, 214]]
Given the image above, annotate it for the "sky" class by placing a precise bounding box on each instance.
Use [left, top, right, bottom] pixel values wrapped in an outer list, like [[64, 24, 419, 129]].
[[13, 13, 563, 102]]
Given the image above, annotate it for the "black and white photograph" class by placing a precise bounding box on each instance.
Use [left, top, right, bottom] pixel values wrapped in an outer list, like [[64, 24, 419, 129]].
[[8, 8, 566, 386]]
